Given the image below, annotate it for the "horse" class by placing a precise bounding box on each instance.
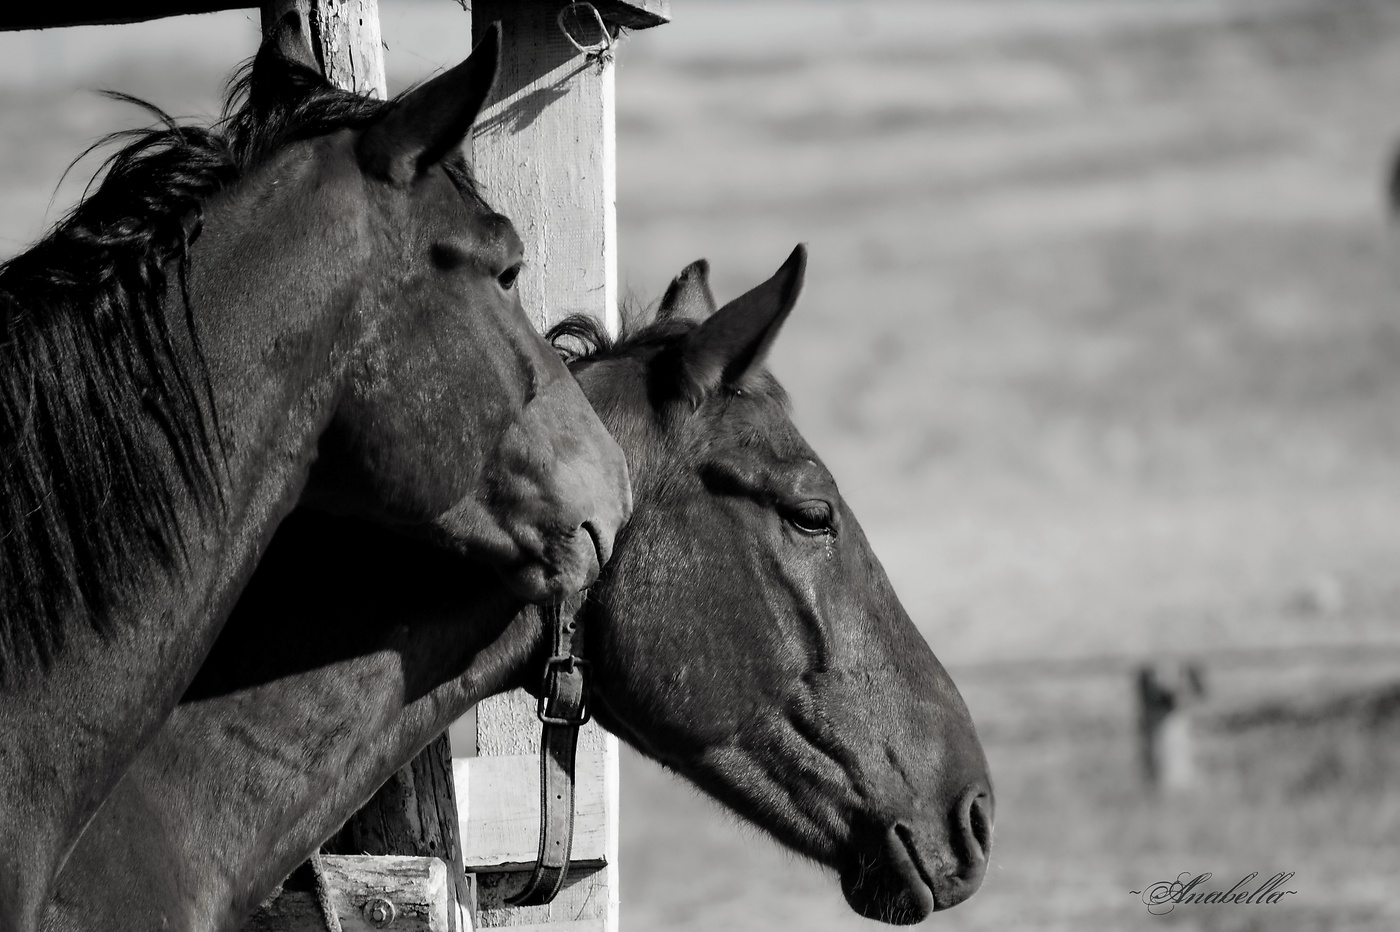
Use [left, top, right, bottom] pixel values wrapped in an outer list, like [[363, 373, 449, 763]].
[[42, 247, 992, 930], [0, 19, 630, 932]]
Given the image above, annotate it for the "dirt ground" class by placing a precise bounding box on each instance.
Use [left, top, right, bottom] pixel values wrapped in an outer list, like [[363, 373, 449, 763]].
[[3, 1, 1399, 929]]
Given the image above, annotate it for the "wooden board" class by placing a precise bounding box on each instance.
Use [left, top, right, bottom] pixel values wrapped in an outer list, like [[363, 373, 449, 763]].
[[0, 1, 668, 33], [246, 856, 452, 932], [465, 693, 616, 928], [474, 868, 609, 930], [325, 733, 470, 932], [456, 750, 608, 872], [484, 923, 604, 932], [471, 0, 620, 334], [0, 0, 246, 30], [462, 1, 677, 923]]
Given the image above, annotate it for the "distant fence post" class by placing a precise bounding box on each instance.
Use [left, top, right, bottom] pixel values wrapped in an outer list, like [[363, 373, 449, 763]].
[[1136, 661, 1206, 792]]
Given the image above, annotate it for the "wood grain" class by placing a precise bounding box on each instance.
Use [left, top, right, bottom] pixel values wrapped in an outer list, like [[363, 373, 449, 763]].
[[246, 856, 451, 932], [456, 749, 609, 872], [0, 1, 666, 34]]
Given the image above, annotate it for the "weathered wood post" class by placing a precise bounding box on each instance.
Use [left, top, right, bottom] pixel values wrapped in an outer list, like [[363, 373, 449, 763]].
[[252, 3, 469, 930], [457, 3, 666, 930], [1136, 660, 1206, 792], [261, 0, 385, 98]]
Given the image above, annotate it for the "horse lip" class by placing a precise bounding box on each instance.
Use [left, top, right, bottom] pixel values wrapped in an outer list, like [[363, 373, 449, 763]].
[[561, 521, 604, 591], [839, 822, 936, 924], [503, 524, 603, 600], [580, 519, 610, 574], [892, 823, 941, 912]]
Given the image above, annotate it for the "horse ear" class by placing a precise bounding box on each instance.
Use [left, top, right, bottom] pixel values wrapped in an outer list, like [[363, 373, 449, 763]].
[[657, 259, 717, 322], [356, 23, 501, 186], [676, 245, 807, 403], [249, 12, 328, 112]]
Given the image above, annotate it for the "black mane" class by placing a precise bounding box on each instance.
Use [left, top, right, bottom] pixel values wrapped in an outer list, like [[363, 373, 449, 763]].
[[548, 302, 790, 418], [0, 58, 465, 684], [547, 306, 698, 363]]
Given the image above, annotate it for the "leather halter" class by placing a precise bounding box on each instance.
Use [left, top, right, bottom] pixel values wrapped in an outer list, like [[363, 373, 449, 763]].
[[506, 597, 591, 906]]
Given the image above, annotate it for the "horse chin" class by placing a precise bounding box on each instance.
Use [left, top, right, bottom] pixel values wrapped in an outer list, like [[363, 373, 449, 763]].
[[838, 825, 941, 925]]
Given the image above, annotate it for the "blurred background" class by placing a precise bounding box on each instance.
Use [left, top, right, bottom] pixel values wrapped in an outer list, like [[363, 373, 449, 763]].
[[4, 0, 1399, 928]]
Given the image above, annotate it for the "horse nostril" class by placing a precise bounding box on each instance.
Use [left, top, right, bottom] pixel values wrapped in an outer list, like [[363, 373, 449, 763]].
[[960, 788, 993, 865], [580, 518, 611, 570]]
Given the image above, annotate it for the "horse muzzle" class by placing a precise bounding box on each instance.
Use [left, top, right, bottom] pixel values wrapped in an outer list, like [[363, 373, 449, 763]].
[[502, 518, 616, 601], [490, 371, 632, 601], [839, 784, 993, 924]]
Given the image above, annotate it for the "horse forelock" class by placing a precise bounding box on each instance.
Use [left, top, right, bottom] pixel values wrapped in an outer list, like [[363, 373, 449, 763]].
[[549, 308, 796, 507], [0, 62, 461, 685], [549, 307, 790, 416]]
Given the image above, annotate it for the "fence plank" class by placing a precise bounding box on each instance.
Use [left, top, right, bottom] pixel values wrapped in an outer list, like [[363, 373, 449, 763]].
[[0, 1, 246, 31], [0, 2, 667, 33], [325, 734, 471, 932], [457, 751, 608, 872], [467, 693, 614, 928], [246, 856, 450, 932], [464, 4, 627, 923]]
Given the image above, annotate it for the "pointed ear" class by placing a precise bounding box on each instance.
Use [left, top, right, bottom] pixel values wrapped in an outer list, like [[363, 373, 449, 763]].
[[356, 22, 501, 186], [248, 11, 328, 113], [675, 244, 806, 404], [657, 259, 717, 322]]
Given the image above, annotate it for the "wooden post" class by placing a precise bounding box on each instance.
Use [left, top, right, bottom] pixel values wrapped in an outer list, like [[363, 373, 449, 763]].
[[261, 0, 385, 99], [458, 3, 666, 930], [1136, 661, 1206, 792], [323, 734, 471, 932], [464, 4, 624, 921]]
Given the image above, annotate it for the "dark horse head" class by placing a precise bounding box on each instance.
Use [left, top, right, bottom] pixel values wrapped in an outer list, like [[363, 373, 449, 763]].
[[0, 16, 629, 681], [44, 248, 990, 932], [0, 18, 626, 932], [216, 19, 631, 599], [571, 246, 992, 920]]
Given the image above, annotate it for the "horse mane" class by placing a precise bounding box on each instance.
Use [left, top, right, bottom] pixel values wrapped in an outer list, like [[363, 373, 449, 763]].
[[548, 300, 791, 416], [547, 304, 698, 363], [0, 59, 477, 684]]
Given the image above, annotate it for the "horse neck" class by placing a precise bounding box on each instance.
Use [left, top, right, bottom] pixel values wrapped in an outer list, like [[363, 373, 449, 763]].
[[140, 145, 375, 623], [43, 515, 542, 932], [60, 154, 369, 689], [0, 159, 366, 912]]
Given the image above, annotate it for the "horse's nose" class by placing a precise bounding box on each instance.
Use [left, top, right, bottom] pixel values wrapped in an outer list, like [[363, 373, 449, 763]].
[[934, 784, 993, 910], [553, 428, 631, 581], [502, 372, 631, 599]]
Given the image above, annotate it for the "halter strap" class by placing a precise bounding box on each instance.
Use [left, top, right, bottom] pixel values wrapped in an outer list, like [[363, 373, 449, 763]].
[[506, 597, 591, 907]]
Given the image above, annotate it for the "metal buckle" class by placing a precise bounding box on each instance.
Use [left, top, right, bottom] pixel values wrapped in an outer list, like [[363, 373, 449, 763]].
[[537, 655, 592, 726]]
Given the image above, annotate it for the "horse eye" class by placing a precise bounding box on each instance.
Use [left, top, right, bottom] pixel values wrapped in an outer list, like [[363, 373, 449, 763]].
[[786, 501, 833, 536], [497, 264, 522, 290]]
